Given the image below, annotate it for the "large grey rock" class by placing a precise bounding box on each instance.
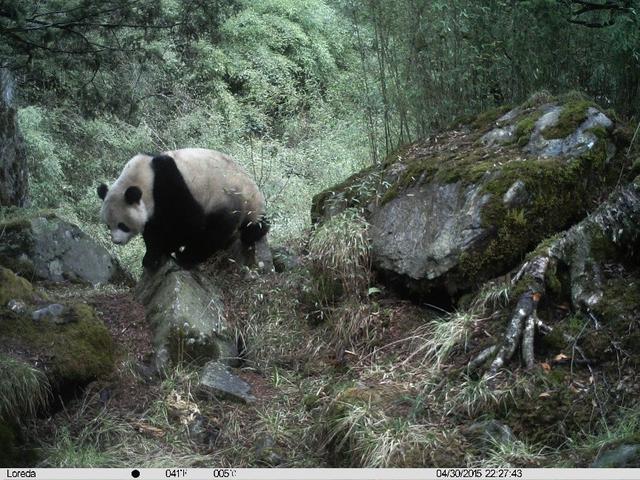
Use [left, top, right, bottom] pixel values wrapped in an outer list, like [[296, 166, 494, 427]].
[[312, 98, 622, 299], [136, 261, 236, 371], [197, 361, 256, 404], [371, 182, 491, 282], [0, 68, 28, 207], [0, 215, 127, 285]]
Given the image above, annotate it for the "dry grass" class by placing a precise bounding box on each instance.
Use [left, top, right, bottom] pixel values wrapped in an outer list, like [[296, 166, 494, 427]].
[[400, 311, 479, 372], [308, 208, 372, 298], [473, 437, 549, 468], [323, 396, 439, 467]]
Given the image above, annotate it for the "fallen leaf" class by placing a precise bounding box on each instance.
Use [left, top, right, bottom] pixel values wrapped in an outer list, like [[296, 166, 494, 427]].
[[541, 362, 551, 372], [133, 422, 165, 438], [554, 353, 569, 362]]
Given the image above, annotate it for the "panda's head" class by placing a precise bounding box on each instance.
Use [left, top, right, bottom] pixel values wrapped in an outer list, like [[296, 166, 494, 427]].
[[97, 183, 149, 245]]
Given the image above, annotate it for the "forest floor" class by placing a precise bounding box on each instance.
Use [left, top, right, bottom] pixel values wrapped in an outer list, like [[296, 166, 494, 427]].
[[25, 247, 640, 468]]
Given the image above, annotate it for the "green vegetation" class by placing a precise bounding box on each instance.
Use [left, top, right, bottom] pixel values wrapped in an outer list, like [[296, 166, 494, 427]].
[[514, 111, 544, 146], [1, 0, 637, 274]]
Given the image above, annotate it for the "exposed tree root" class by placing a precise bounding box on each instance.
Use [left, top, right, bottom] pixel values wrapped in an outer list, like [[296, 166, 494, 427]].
[[470, 178, 640, 380]]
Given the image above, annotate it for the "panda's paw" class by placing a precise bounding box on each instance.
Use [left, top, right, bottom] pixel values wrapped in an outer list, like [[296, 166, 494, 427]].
[[142, 253, 164, 272]]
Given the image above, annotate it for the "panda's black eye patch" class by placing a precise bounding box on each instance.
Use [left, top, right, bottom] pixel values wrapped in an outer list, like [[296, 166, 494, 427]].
[[118, 223, 130, 233]]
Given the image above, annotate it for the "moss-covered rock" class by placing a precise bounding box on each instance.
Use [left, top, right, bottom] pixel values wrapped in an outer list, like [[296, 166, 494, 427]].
[[0, 265, 35, 305], [311, 94, 627, 300], [136, 260, 235, 371], [0, 300, 115, 385]]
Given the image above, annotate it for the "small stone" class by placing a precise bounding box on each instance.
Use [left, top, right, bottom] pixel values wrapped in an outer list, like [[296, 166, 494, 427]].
[[188, 414, 220, 449], [197, 361, 256, 404], [7, 299, 26, 314], [502, 180, 529, 207], [254, 433, 285, 466], [481, 125, 516, 146], [32, 303, 65, 322], [467, 420, 515, 446]]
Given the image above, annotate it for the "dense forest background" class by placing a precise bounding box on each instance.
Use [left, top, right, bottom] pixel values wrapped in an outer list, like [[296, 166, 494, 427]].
[[2, 0, 639, 270]]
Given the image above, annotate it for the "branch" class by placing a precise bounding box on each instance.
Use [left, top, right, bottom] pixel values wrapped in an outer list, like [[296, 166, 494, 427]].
[[561, 0, 635, 28]]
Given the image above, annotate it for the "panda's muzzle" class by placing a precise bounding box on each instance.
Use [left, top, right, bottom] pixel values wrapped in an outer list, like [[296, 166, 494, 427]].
[[111, 230, 131, 245]]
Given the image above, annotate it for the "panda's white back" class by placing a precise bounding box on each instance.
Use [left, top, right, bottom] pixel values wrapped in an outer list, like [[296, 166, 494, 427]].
[[165, 148, 265, 221]]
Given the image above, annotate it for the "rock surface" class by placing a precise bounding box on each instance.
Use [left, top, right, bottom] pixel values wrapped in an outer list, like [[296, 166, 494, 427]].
[[370, 181, 491, 283], [136, 260, 237, 371], [0, 213, 128, 285], [197, 360, 256, 404], [467, 419, 515, 446], [312, 95, 622, 298], [0, 68, 28, 207], [592, 443, 640, 468], [271, 245, 301, 273]]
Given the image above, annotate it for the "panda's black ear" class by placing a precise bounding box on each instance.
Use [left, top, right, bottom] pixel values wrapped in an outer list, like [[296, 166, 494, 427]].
[[97, 183, 108, 200], [124, 186, 143, 205]]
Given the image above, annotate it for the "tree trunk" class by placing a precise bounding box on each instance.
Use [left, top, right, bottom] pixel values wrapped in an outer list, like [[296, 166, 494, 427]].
[[0, 68, 29, 207]]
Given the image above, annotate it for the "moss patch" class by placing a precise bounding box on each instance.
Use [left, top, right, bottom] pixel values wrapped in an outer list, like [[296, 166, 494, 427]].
[[542, 99, 594, 140], [502, 371, 594, 446], [471, 105, 513, 131], [514, 110, 544, 146], [0, 266, 35, 306], [456, 134, 613, 287], [0, 302, 115, 384]]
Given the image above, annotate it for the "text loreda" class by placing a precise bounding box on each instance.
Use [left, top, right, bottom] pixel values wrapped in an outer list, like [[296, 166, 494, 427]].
[[5, 470, 36, 478]]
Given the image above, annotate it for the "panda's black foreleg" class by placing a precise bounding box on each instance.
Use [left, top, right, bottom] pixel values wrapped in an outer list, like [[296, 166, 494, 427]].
[[142, 229, 171, 272], [142, 249, 167, 271]]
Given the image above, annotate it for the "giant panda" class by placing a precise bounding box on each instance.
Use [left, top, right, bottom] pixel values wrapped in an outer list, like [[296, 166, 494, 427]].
[[97, 148, 269, 270]]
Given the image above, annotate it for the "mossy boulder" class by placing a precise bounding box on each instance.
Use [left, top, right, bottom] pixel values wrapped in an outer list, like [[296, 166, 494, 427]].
[[311, 94, 625, 300], [0, 301, 115, 385], [136, 260, 236, 371], [0, 267, 115, 464], [0, 211, 128, 285]]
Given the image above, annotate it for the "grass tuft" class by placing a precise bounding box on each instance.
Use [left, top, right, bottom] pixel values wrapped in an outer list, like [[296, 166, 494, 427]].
[[0, 354, 50, 420], [308, 208, 371, 299]]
